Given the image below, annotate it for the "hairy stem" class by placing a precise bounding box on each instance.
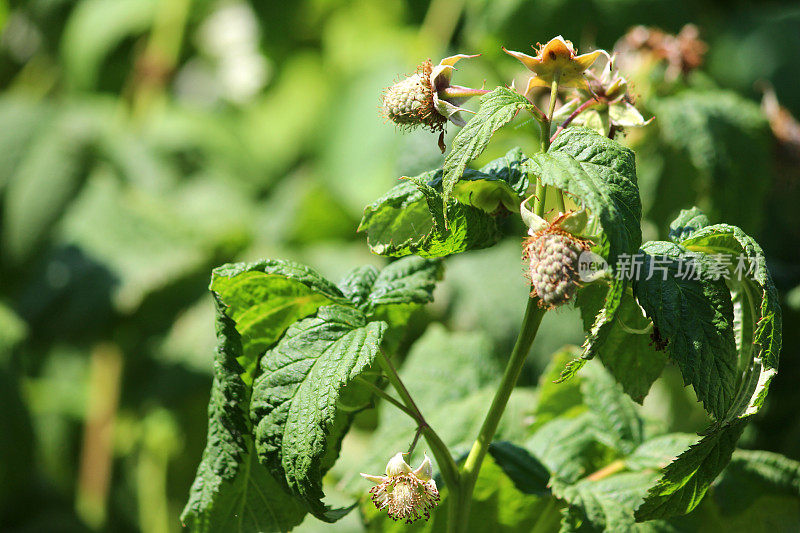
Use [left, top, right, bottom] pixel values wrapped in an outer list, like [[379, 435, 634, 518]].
[[454, 298, 547, 532]]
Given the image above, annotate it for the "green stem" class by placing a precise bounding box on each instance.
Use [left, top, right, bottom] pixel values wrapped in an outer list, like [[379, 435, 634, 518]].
[[376, 352, 461, 495], [407, 427, 423, 456], [534, 73, 561, 217], [555, 188, 567, 214], [547, 74, 560, 124], [356, 376, 417, 419], [454, 298, 547, 533]]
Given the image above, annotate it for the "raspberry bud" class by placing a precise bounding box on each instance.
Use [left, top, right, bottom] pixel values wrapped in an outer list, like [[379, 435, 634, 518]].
[[524, 229, 589, 307]]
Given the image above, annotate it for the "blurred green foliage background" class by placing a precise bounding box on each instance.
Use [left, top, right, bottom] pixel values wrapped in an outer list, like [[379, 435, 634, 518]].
[[1, 0, 799, 531]]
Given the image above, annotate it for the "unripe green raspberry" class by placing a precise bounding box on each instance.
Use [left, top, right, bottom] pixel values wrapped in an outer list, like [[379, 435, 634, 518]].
[[382, 61, 445, 132], [524, 230, 586, 307]]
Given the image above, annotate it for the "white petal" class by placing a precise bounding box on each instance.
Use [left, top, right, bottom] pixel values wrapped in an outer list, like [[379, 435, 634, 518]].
[[412, 453, 434, 481], [360, 473, 386, 484], [385, 452, 412, 476]]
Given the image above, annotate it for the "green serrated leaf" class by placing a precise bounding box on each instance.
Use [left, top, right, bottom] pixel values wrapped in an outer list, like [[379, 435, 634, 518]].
[[359, 148, 529, 257], [185, 441, 308, 532], [358, 173, 501, 258], [211, 259, 348, 385], [475, 146, 529, 196], [250, 305, 387, 520], [553, 471, 661, 533], [181, 297, 308, 532], [667, 207, 710, 243], [559, 277, 626, 383], [337, 257, 442, 353], [575, 283, 667, 403], [624, 434, 698, 471], [337, 265, 380, 309], [651, 90, 773, 233], [442, 88, 533, 208], [634, 241, 738, 420], [712, 450, 800, 514], [527, 413, 614, 485], [533, 347, 587, 431], [488, 441, 551, 496], [527, 127, 642, 269], [580, 363, 645, 454], [634, 420, 746, 521], [679, 223, 781, 422], [362, 256, 441, 313]]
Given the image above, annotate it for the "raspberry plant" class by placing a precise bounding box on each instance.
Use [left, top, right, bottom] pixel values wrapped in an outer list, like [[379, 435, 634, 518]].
[[183, 36, 785, 532]]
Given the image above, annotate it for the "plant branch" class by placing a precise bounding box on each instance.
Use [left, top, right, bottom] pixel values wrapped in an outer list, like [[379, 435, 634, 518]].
[[356, 376, 417, 419], [455, 297, 547, 532], [527, 102, 547, 124], [376, 351, 461, 494], [407, 427, 423, 456], [534, 72, 562, 217], [550, 97, 598, 143]]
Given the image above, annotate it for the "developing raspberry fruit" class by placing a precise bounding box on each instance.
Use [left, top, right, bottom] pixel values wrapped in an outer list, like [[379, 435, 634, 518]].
[[524, 229, 589, 307]]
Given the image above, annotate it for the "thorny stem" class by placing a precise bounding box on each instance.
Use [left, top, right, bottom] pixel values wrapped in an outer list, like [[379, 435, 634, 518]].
[[455, 298, 547, 533], [375, 351, 461, 499]]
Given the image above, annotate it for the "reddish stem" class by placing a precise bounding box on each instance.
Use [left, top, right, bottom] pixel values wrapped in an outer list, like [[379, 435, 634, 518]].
[[550, 98, 598, 143]]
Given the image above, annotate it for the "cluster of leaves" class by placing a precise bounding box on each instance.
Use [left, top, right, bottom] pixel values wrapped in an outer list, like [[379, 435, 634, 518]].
[[3, 1, 800, 532], [182, 256, 442, 530], [184, 83, 783, 530], [363, 346, 800, 532]]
